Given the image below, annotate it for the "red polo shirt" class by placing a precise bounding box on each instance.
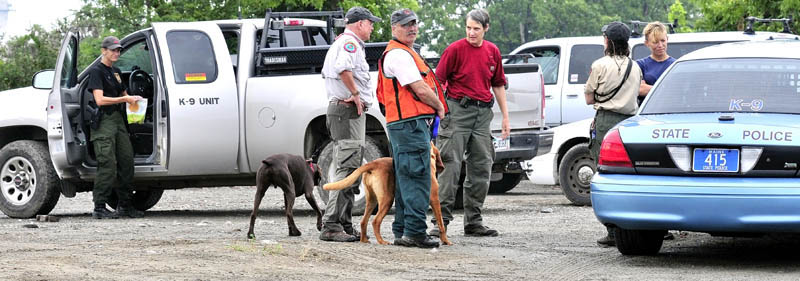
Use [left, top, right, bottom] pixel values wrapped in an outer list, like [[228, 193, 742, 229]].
[[435, 38, 506, 103]]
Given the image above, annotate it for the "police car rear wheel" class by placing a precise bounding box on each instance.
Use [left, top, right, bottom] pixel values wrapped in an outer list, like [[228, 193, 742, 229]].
[[0, 141, 61, 218], [315, 137, 383, 216], [615, 227, 665, 256], [559, 143, 594, 206]]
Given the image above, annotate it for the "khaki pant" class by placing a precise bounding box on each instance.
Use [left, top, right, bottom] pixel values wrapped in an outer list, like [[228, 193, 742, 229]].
[[435, 99, 495, 228], [90, 110, 134, 206], [589, 110, 632, 163], [322, 102, 365, 232]]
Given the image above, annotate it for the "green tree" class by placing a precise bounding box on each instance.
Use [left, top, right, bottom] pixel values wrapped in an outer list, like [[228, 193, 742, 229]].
[[690, 0, 799, 33], [0, 25, 62, 90], [669, 0, 694, 33]]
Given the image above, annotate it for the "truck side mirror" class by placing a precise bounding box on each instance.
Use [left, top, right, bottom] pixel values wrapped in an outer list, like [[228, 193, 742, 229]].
[[32, 69, 55, 90]]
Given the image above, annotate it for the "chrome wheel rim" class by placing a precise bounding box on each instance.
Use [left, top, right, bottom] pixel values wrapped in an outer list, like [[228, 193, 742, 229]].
[[1, 156, 37, 206]]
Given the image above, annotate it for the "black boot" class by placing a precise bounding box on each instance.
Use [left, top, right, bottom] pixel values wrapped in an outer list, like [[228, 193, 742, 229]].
[[92, 203, 119, 219], [115, 202, 145, 218], [394, 235, 440, 248]]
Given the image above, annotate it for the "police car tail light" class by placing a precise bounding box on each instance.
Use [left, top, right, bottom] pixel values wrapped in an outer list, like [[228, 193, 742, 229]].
[[667, 145, 691, 172], [598, 129, 632, 168], [740, 147, 763, 173]]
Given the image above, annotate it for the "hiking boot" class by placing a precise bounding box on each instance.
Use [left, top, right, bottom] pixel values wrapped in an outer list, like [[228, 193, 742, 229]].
[[428, 221, 448, 237], [394, 235, 440, 248], [115, 205, 145, 218], [319, 231, 358, 242], [92, 204, 119, 219], [344, 226, 366, 239], [597, 235, 616, 247], [464, 225, 499, 237]]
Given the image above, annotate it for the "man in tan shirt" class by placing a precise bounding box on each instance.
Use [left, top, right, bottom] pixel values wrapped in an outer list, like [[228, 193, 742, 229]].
[[584, 21, 642, 247]]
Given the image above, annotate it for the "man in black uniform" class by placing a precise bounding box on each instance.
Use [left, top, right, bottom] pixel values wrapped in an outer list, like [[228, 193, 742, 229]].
[[86, 36, 144, 219]]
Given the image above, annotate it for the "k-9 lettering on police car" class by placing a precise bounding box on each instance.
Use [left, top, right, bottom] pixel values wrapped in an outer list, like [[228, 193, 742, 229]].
[[651, 128, 690, 139], [178, 97, 220, 105], [729, 99, 764, 111], [742, 130, 793, 142]]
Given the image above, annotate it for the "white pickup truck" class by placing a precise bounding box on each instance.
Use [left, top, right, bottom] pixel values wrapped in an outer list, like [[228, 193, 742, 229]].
[[0, 11, 550, 218]]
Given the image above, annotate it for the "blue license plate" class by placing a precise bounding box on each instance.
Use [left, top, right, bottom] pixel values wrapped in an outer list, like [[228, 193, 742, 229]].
[[692, 148, 739, 173]]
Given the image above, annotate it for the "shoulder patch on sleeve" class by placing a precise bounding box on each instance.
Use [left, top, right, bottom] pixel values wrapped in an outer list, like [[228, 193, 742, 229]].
[[343, 42, 357, 53]]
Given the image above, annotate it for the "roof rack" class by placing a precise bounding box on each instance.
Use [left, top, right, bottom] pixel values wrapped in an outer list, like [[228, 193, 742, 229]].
[[630, 19, 678, 38], [257, 9, 345, 50], [744, 16, 793, 35]]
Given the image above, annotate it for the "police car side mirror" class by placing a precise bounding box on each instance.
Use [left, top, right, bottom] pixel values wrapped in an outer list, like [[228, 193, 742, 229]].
[[32, 69, 55, 90]]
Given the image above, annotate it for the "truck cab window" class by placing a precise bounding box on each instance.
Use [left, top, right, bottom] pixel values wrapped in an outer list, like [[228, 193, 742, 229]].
[[568, 44, 604, 84], [166, 31, 218, 84]]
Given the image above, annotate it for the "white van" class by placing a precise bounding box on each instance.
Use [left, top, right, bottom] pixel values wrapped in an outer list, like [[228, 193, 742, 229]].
[[512, 25, 798, 205]]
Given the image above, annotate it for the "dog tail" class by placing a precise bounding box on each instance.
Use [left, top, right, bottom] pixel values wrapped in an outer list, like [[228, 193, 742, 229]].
[[323, 161, 377, 191]]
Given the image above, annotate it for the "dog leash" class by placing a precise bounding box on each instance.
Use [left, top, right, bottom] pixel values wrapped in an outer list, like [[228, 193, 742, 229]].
[[430, 116, 440, 140]]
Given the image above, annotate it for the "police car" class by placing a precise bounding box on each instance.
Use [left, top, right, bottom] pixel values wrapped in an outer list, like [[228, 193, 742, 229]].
[[590, 38, 800, 255]]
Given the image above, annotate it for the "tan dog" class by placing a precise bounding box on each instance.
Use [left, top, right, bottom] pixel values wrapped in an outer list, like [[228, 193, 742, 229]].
[[323, 142, 451, 246]]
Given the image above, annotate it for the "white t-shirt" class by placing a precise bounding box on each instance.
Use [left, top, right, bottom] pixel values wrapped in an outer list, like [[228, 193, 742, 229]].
[[383, 49, 423, 86]]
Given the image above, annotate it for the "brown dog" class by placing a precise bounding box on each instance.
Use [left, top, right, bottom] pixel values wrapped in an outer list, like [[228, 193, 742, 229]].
[[247, 154, 323, 239], [323, 142, 451, 246]]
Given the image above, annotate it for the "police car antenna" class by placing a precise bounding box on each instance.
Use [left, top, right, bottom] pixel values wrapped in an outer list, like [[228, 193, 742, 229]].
[[744, 16, 794, 35]]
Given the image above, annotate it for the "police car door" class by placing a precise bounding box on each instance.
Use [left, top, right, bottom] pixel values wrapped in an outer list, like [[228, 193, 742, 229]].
[[47, 32, 83, 177], [151, 23, 239, 175]]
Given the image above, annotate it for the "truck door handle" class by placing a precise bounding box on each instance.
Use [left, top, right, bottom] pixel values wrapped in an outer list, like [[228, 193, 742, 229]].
[[566, 94, 579, 98], [161, 100, 167, 118], [545, 94, 553, 99]]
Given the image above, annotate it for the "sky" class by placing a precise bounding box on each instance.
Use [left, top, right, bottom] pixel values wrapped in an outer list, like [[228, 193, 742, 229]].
[[4, 0, 84, 39]]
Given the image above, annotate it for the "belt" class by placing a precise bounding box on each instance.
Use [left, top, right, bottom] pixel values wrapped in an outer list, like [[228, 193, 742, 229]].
[[446, 96, 494, 108], [334, 100, 353, 106]]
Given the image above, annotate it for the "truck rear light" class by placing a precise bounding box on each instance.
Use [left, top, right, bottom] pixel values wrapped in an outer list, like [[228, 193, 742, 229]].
[[540, 72, 546, 121], [598, 128, 632, 168], [285, 19, 304, 26]]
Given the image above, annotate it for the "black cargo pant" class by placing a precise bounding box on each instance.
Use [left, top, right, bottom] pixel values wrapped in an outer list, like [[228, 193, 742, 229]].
[[321, 101, 365, 233], [90, 111, 134, 206]]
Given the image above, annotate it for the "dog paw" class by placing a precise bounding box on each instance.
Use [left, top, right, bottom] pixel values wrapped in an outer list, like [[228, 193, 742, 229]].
[[378, 240, 391, 245], [442, 240, 453, 246], [289, 229, 302, 236], [247, 233, 256, 240]]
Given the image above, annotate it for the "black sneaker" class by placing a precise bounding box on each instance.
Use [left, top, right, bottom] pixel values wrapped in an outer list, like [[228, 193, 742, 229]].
[[393, 235, 440, 248], [464, 225, 499, 237], [92, 207, 119, 219], [597, 235, 616, 247], [319, 231, 358, 242], [115, 206, 145, 218]]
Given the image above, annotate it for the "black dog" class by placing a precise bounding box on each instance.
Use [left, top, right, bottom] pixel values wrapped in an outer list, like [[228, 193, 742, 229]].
[[247, 154, 323, 239]]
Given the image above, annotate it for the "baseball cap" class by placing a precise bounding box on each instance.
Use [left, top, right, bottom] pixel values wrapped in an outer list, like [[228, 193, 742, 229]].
[[602, 21, 631, 42], [101, 36, 122, 50], [345, 7, 381, 24], [391, 8, 418, 26]]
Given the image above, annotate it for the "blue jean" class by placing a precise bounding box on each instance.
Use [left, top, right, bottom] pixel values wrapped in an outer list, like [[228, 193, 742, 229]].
[[387, 118, 432, 239]]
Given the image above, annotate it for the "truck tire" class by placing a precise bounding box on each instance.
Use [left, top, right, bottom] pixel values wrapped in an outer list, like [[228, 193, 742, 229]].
[[315, 137, 383, 216], [107, 189, 164, 211], [0, 141, 61, 218], [615, 227, 665, 256], [488, 173, 523, 194], [558, 143, 594, 206]]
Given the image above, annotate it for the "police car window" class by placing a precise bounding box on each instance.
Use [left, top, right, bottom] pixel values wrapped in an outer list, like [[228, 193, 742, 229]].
[[642, 58, 800, 114], [166, 31, 218, 84], [116, 40, 153, 73], [568, 44, 604, 84], [507, 46, 559, 85], [632, 41, 737, 60]]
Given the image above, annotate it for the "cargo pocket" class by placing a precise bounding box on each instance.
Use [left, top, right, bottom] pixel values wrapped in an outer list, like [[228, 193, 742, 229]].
[[335, 139, 363, 169], [438, 115, 453, 138], [396, 142, 429, 178]]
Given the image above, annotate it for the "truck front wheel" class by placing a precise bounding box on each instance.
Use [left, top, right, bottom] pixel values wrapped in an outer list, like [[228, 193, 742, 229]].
[[0, 141, 61, 218], [488, 173, 523, 194], [558, 143, 594, 206], [315, 137, 383, 216]]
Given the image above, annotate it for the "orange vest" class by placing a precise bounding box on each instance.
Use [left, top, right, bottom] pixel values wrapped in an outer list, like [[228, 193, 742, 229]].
[[377, 40, 448, 124]]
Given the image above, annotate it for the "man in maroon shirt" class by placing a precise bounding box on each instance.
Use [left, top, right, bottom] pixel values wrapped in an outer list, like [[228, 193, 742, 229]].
[[430, 8, 509, 238]]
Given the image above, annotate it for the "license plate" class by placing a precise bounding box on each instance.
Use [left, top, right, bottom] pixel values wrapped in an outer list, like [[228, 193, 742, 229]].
[[493, 137, 510, 150], [692, 148, 739, 173]]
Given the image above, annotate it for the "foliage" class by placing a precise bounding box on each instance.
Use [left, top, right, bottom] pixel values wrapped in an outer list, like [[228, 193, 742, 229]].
[[669, 0, 694, 33], [690, 0, 800, 33], [0, 25, 62, 90]]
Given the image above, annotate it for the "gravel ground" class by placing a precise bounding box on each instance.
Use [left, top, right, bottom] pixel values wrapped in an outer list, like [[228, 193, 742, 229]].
[[2, 181, 800, 280]]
